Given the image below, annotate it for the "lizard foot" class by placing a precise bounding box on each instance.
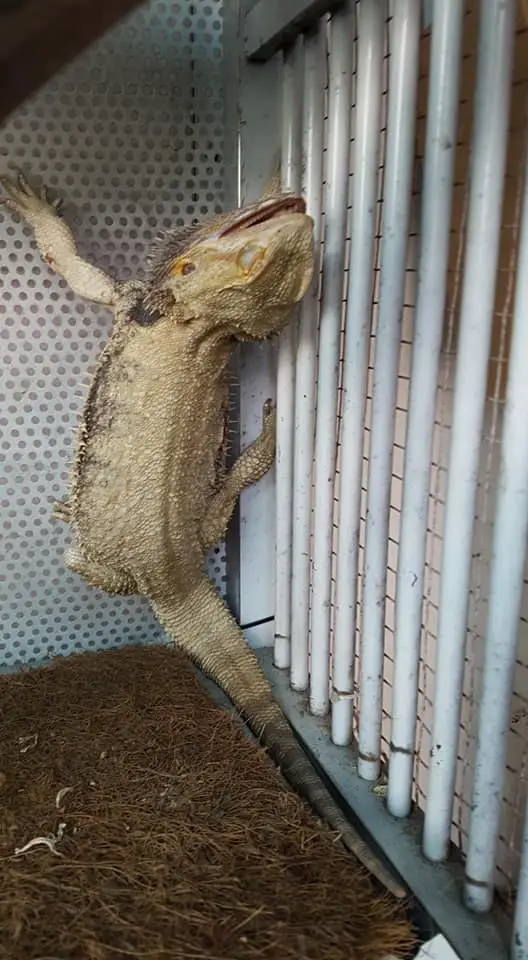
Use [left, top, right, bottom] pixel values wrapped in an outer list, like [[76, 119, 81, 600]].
[[262, 398, 276, 437], [0, 170, 63, 224], [248, 398, 275, 466], [64, 542, 138, 596]]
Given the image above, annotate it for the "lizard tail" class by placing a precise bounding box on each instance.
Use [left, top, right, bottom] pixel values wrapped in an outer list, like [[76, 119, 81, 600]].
[[151, 577, 406, 900]]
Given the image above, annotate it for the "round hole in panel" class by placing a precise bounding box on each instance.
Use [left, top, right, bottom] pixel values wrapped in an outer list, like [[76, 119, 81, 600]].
[[0, 0, 226, 668]]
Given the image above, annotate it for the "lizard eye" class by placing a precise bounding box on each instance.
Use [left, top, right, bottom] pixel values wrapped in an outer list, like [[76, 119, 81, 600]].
[[238, 243, 265, 274], [171, 259, 196, 277]]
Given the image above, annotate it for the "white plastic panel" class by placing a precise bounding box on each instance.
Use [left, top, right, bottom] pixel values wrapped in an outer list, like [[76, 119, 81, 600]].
[[0, 0, 227, 669]]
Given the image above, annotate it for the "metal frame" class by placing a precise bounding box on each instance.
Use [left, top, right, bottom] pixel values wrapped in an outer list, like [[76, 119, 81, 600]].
[[244, 0, 434, 63], [245, 0, 344, 61]]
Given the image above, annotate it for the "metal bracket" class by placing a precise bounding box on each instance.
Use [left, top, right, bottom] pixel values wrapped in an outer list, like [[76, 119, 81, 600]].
[[244, 0, 344, 61]]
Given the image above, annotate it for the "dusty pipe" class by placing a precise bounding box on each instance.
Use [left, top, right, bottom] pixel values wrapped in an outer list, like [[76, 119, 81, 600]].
[[274, 36, 304, 669], [357, 0, 420, 780], [291, 23, 325, 693], [331, 0, 384, 746], [423, 0, 515, 862], [309, 2, 354, 716], [464, 140, 528, 913], [388, 0, 464, 817]]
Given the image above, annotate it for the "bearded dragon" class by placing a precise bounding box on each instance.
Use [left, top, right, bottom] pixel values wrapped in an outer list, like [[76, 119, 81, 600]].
[[0, 171, 405, 899]]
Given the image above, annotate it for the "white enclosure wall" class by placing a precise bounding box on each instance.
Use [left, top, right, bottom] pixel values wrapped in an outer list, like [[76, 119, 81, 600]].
[[0, 1, 230, 668]]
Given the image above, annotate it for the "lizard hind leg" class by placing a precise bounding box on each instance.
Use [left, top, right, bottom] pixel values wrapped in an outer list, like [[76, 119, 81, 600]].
[[64, 540, 138, 596], [152, 578, 406, 900]]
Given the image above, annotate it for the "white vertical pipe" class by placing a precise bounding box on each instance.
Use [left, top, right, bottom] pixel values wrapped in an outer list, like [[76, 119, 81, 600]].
[[274, 37, 304, 670], [331, 0, 384, 746], [290, 25, 325, 693], [513, 794, 528, 960], [387, 0, 464, 818], [357, 0, 420, 781], [463, 150, 528, 914], [309, 3, 354, 717], [423, 0, 516, 862]]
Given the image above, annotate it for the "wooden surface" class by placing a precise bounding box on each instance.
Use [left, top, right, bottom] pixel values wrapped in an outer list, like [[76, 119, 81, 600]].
[[0, 0, 146, 125]]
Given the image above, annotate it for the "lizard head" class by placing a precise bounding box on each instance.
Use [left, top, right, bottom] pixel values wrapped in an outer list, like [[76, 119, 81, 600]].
[[138, 195, 314, 340]]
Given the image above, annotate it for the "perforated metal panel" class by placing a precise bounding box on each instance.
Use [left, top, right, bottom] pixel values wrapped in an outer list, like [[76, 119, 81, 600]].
[[0, 0, 227, 669]]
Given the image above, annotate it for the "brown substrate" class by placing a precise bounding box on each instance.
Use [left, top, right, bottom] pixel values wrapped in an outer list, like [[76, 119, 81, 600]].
[[0, 643, 416, 959]]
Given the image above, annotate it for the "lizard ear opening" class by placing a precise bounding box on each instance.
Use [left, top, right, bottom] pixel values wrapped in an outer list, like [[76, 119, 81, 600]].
[[129, 298, 163, 327], [129, 289, 176, 327]]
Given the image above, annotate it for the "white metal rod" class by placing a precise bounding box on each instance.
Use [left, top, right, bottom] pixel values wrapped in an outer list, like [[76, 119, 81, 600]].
[[387, 0, 464, 817], [423, 0, 516, 862], [513, 792, 528, 960], [331, 0, 384, 745], [290, 24, 326, 693], [357, 0, 420, 781], [309, 3, 354, 716], [463, 149, 528, 914], [274, 37, 304, 669]]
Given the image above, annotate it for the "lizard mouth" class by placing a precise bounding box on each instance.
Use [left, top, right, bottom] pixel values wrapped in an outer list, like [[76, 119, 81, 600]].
[[217, 196, 306, 237]]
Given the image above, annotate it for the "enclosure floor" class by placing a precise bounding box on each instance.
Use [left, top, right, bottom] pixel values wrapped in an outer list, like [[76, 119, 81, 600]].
[[0, 643, 415, 960]]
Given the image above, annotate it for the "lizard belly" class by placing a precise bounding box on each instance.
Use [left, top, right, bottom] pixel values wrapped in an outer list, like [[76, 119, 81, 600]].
[[71, 324, 227, 597]]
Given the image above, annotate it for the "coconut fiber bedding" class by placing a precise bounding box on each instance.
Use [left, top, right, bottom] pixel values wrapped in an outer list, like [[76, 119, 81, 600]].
[[0, 643, 416, 959]]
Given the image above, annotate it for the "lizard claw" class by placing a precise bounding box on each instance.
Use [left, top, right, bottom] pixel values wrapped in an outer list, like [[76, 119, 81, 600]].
[[39, 182, 62, 212], [16, 169, 35, 197]]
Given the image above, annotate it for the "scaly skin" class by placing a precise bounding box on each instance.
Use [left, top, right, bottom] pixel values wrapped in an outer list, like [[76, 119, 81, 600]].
[[1, 171, 405, 899]]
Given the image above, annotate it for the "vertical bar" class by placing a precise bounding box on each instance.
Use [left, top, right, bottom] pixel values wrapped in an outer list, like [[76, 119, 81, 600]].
[[513, 794, 528, 960], [464, 149, 528, 914], [357, 0, 421, 781], [387, 0, 464, 817], [290, 23, 326, 692], [331, 0, 384, 745], [223, 0, 242, 623], [309, 2, 354, 717], [274, 37, 304, 669], [237, 27, 281, 646], [423, 0, 516, 862]]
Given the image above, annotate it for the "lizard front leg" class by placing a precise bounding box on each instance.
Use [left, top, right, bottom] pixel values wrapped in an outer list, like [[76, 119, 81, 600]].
[[201, 399, 276, 551], [0, 171, 117, 306]]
